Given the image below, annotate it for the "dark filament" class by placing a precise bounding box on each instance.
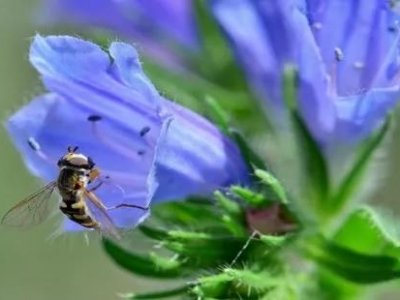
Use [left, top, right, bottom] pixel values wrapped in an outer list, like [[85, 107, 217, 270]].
[[139, 126, 151, 137]]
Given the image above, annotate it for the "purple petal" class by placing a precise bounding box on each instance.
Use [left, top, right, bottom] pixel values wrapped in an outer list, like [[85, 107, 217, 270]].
[[39, 0, 199, 68], [6, 35, 249, 232], [212, 0, 400, 148]]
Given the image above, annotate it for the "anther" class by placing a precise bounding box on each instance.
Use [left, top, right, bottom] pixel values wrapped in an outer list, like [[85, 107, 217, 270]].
[[312, 22, 322, 30], [27, 137, 55, 165], [334, 47, 344, 62], [27, 137, 40, 151], [139, 126, 151, 137], [88, 115, 102, 122], [353, 62, 364, 70], [137, 150, 145, 156]]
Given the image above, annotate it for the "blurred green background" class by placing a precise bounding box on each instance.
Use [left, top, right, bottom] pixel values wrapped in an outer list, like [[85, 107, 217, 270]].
[[2, 1, 400, 300]]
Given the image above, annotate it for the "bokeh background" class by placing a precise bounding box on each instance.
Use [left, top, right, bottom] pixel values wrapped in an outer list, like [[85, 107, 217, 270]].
[[1, 1, 400, 299]]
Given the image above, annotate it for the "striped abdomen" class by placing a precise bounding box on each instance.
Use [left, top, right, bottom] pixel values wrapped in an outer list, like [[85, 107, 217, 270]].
[[57, 168, 97, 229], [59, 198, 98, 229]]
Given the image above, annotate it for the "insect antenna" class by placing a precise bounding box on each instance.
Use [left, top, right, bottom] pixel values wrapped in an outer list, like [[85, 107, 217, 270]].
[[67, 146, 79, 153]]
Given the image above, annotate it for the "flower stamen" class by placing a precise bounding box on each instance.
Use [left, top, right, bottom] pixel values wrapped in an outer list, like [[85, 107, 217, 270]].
[[329, 47, 343, 96], [139, 126, 151, 137], [27, 137, 56, 165], [87, 114, 145, 161]]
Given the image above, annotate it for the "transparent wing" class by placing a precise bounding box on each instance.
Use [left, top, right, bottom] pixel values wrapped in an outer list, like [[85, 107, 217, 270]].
[[1, 182, 58, 228], [84, 190, 121, 241]]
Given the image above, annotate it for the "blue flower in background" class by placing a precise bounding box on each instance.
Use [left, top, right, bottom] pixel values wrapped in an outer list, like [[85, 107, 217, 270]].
[[212, 0, 400, 148], [6, 35, 249, 231], [40, 0, 199, 68]]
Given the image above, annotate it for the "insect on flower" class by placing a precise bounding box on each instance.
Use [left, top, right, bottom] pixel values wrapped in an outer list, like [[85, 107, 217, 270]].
[[1, 142, 148, 240]]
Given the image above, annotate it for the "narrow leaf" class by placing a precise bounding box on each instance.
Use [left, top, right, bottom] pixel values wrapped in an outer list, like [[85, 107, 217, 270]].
[[304, 236, 400, 283], [204, 95, 230, 135], [229, 128, 267, 172], [124, 284, 193, 299], [334, 206, 400, 258], [102, 239, 183, 278], [283, 64, 329, 211], [331, 117, 391, 214], [231, 185, 266, 207], [255, 169, 288, 204], [291, 112, 330, 208]]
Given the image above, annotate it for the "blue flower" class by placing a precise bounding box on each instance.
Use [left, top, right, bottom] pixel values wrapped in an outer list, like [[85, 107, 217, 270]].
[[211, 0, 400, 147], [40, 0, 199, 67], [6, 35, 249, 231]]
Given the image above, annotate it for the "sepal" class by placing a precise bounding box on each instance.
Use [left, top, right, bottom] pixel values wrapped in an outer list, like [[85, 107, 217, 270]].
[[192, 267, 291, 300], [283, 64, 330, 218]]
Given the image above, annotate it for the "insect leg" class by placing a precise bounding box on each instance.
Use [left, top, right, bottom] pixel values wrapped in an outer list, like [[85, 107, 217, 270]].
[[88, 168, 101, 183], [86, 190, 148, 211], [89, 182, 103, 192], [107, 203, 149, 211]]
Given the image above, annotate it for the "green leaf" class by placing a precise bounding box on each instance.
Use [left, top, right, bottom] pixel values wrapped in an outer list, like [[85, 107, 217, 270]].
[[193, 0, 248, 89], [229, 128, 268, 173], [163, 234, 249, 267], [282, 64, 329, 214], [204, 95, 230, 135], [231, 185, 267, 208], [102, 239, 183, 278], [214, 190, 242, 217], [150, 200, 220, 228], [291, 112, 330, 212], [192, 272, 231, 299], [140, 224, 256, 268], [123, 284, 194, 299], [138, 225, 170, 241], [334, 206, 400, 258], [194, 268, 281, 299], [214, 190, 247, 237], [254, 169, 288, 204], [282, 64, 298, 111], [330, 117, 391, 214], [259, 235, 288, 248], [304, 236, 400, 283]]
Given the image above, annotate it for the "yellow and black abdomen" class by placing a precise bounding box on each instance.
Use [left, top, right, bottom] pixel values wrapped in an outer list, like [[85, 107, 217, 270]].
[[59, 199, 97, 229], [57, 168, 97, 229]]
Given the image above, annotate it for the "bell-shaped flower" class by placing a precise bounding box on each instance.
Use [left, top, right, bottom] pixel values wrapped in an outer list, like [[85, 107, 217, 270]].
[[39, 0, 199, 68], [6, 35, 249, 231], [212, 0, 400, 149]]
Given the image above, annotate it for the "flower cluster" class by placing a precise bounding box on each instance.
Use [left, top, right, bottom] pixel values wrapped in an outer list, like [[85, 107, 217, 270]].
[[212, 0, 400, 149]]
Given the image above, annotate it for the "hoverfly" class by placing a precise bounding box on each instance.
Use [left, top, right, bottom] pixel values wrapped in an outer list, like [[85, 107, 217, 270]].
[[1, 145, 147, 240]]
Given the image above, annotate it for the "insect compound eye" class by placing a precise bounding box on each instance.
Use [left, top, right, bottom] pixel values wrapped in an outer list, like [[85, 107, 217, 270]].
[[57, 158, 64, 167]]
